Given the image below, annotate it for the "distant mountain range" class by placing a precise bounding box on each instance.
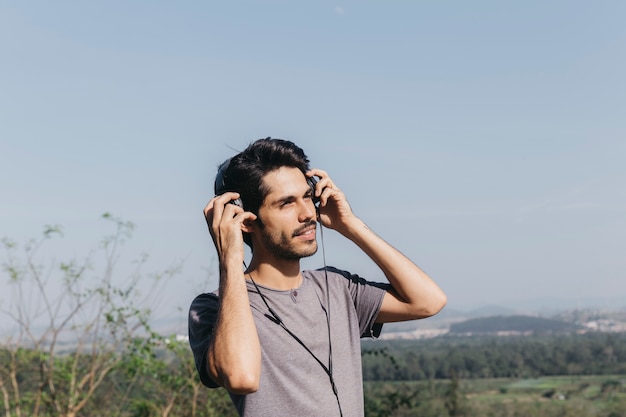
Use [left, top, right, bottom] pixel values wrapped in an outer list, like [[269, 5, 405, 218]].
[[149, 298, 626, 337], [448, 315, 582, 334], [458, 296, 626, 315], [382, 302, 626, 336]]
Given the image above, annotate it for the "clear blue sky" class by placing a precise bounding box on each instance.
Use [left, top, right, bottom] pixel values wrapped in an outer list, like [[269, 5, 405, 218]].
[[1, 1, 625, 317]]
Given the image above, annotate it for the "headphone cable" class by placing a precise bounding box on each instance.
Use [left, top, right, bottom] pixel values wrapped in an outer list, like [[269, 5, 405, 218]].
[[245, 218, 344, 417]]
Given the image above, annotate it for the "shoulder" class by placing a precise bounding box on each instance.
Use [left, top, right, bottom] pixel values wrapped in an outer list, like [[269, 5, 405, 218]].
[[190, 290, 220, 308], [304, 267, 388, 289], [189, 291, 220, 328], [303, 266, 355, 281]]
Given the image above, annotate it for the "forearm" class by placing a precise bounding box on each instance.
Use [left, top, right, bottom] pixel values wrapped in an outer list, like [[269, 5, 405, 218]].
[[339, 216, 447, 319], [208, 260, 261, 394]]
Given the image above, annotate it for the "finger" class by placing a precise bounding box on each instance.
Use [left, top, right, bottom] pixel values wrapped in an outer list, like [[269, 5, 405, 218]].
[[319, 185, 337, 207], [203, 198, 221, 233], [214, 192, 242, 207], [206, 193, 242, 235], [307, 168, 328, 178], [216, 210, 256, 254], [307, 169, 336, 198], [206, 192, 241, 218], [234, 211, 257, 225], [216, 202, 245, 233]]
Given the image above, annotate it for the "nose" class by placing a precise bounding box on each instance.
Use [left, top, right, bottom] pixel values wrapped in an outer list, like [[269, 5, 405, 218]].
[[298, 198, 316, 222]]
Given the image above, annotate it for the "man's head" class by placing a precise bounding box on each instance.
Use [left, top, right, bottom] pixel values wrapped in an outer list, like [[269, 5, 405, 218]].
[[214, 137, 313, 250]]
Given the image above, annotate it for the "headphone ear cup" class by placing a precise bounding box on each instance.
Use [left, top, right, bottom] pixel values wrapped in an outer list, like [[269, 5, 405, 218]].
[[216, 158, 245, 210], [214, 158, 231, 195], [231, 198, 243, 208], [307, 176, 319, 206]]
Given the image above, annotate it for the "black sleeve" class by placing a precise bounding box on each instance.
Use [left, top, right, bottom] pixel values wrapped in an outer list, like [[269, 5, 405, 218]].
[[188, 293, 221, 388]]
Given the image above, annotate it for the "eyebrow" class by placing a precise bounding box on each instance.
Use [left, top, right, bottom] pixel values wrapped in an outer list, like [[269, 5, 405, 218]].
[[270, 188, 313, 207], [272, 195, 296, 207]]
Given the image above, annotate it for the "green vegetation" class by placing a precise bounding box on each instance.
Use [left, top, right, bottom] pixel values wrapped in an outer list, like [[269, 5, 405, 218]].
[[361, 335, 626, 416], [362, 333, 626, 380], [0, 342, 237, 417], [3, 342, 625, 417], [364, 375, 626, 417], [2, 219, 626, 416]]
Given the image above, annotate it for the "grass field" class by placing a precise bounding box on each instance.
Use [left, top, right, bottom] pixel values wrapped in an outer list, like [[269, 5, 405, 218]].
[[364, 375, 626, 417]]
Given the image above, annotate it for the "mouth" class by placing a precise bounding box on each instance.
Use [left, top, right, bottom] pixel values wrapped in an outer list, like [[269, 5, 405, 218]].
[[293, 222, 317, 238]]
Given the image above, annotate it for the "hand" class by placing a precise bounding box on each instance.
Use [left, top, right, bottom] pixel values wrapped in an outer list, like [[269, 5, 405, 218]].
[[203, 193, 257, 264], [307, 169, 356, 233]]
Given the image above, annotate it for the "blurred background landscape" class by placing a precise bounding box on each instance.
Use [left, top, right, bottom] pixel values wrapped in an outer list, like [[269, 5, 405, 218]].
[[2, 1, 625, 416]]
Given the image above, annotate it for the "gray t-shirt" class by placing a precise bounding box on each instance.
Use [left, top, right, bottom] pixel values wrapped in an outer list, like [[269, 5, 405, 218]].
[[188, 267, 388, 417]]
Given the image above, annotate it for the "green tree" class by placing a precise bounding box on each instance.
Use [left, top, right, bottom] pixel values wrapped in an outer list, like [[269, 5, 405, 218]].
[[0, 214, 180, 417]]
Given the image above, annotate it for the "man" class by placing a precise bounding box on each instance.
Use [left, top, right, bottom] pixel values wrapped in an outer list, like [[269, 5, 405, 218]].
[[189, 138, 447, 416]]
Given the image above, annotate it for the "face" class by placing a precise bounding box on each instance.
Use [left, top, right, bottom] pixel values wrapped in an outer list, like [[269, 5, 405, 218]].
[[254, 166, 318, 260]]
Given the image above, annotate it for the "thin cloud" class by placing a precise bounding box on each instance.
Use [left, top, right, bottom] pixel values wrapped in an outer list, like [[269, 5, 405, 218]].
[[334, 6, 345, 15], [514, 184, 606, 221], [360, 204, 507, 219]]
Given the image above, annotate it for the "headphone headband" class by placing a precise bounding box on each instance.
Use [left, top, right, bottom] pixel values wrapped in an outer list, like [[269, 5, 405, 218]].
[[215, 158, 318, 209]]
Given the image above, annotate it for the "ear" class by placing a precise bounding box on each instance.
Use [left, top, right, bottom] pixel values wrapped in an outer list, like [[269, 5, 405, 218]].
[[241, 217, 257, 234]]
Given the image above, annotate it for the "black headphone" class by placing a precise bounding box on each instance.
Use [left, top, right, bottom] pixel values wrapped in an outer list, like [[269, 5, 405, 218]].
[[214, 157, 319, 210]]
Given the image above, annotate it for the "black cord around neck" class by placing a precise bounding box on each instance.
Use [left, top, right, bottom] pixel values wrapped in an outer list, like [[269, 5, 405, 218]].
[[245, 222, 343, 417]]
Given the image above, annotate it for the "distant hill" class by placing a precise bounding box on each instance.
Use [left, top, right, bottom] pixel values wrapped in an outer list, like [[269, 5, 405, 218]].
[[449, 315, 583, 334], [464, 305, 517, 318]]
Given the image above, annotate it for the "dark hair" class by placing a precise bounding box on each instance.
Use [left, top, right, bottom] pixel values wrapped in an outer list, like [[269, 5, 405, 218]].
[[214, 137, 311, 248]]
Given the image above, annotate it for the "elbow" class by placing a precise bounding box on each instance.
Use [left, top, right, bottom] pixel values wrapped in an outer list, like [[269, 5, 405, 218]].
[[208, 352, 261, 394], [410, 291, 447, 319], [422, 292, 447, 318], [223, 371, 260, 395]]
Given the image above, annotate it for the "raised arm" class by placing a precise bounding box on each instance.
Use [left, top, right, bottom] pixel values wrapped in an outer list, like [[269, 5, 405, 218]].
[[203, 193, 261, 394], [309, 170, 447, 323]]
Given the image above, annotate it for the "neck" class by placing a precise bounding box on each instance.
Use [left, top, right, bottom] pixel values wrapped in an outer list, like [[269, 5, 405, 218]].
[[246, 256, 302, 290]]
